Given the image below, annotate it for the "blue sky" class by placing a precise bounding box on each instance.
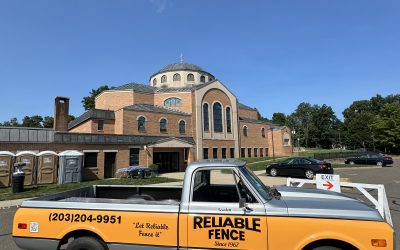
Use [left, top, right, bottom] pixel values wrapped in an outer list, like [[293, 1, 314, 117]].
[[0, 0, 399, 122]]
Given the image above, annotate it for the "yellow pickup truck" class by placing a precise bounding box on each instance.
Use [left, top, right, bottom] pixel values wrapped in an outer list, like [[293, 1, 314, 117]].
[[13, 159, 394, 250]]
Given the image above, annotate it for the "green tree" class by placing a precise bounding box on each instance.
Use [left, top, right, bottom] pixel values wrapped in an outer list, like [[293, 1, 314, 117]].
[[310, 104, 339, 148], [272, 112, 287, 126], [0, 117, 20, 127], [371, 103, 400, 153], [42, 116, 54, 128], [81, 85, 111, 110], [287, 102, 315, 148], [22, 115, 44, 128]]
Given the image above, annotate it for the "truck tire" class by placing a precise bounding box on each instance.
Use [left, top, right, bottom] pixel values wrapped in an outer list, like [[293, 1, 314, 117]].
[[312, 246, 342, 250], [66, 236, 107, 250]]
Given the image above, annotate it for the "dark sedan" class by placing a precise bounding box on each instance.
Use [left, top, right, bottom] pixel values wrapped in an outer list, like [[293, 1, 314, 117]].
[[345, 154, 393, 166], [266, 157, 334, 179]]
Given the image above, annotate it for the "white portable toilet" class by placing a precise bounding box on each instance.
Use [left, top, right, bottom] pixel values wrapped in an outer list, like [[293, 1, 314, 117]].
[[0, 151, 15, 187], [37, 151, 59, 184], [58, 150, 83, 184], [16, 151, 38, 186]]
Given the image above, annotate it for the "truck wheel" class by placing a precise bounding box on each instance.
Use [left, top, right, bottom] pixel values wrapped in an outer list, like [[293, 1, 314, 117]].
[[312, 246, 342, 250], [269, 168, 278, 177], [66, 236, 107, 250]]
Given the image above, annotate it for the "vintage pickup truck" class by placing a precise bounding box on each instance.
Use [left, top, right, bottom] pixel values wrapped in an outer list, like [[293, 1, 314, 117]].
[[13, 159, 394, 250]]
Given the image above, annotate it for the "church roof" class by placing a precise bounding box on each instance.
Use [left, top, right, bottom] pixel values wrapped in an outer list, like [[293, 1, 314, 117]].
[[123, 104, 191, 116], [112, 81, 216, 94], [68, 109, 115, 129], [238, 102, 257, 111], [150, 62, 214, 78]]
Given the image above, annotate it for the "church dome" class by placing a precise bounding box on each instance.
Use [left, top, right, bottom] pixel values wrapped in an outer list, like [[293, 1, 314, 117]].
[[157, 62, 205, 74], [149, 62, 215, 88]]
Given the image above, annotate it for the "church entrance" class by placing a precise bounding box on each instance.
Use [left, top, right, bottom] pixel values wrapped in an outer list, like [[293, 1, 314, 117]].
[[153, 152, 180, 173]]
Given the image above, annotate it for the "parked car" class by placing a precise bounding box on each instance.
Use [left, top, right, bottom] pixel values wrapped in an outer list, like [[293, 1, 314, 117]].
[[345, 154, 393, 166], [266, 157, 333, 179]]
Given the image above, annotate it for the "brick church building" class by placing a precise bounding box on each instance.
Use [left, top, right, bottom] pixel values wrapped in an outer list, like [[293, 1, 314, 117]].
[[0, 62, 292, 179]]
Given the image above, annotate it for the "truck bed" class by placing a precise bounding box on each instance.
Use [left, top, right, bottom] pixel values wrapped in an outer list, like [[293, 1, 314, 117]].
[[26, 185, 182, 206]]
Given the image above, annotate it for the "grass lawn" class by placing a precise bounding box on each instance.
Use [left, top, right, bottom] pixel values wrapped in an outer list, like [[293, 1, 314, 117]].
[[298, 148, 355, 157], [0, 177, 178, 201]]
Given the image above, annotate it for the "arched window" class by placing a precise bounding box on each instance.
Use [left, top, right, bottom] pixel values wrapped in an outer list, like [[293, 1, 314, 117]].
[[152, 78, 157, 86], [187, 73, 194, 81], [179, 120, 186, 134], [261, 128, 265, 137], [160, 118, 167, 132], [161, 75, 167, 83], [203, 103, 209, 132], [243, 126, 248, 137], [164, 97, 182, 107], [213, 102, 223, 132], [226, 107, 231, 133], [283, 132, 290, 146], [138, 116, 146, 132], [173, 73, 181, 81], [200, 75, 205, 83]]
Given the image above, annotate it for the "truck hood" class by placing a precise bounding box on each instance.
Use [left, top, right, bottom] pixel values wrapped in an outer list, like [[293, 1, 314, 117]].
[[275, 186, 383, 222]]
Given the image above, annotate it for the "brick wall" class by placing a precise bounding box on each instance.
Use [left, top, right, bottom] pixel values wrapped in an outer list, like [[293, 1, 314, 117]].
[[70, 119, 115, 134], [95, 91, 134, 110], [202, 88, 231, 107], [154, 92, 193, 114], [239, 121, 269, 158], [202, 139, 236, 159], [267, 128, 292, 157], [69, 120, 93, 133], [238, 108, 259, 120], [134, 92, 154, 105], [121, 110, 192, 137]]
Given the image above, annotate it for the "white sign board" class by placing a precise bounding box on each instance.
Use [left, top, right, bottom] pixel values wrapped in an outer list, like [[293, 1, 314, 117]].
[[316, 174, 341, 193]]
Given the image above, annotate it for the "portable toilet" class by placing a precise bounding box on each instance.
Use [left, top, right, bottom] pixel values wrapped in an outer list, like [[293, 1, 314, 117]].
[[15, 151, 37, 186], [58, 150, 83, 184], [0, 151, 15, 188], [37, 151, 58, 184]]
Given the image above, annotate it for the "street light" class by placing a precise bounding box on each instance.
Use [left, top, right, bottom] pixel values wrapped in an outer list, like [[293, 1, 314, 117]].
[[291, 129, 296, 156]]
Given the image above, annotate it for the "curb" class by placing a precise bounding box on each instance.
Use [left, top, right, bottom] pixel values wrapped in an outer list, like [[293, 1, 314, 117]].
[[334, 166, 382, 170]]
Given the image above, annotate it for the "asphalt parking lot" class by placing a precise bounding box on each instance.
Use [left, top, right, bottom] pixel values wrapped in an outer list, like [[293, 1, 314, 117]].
[[1, 163, 399, 250]]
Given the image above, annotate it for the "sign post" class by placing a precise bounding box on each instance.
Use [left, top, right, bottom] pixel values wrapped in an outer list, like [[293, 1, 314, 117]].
[[316, 174, 341, 193]]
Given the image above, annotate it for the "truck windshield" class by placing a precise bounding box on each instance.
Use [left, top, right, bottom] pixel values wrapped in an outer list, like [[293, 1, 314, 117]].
[[240, 166, 273, 201]]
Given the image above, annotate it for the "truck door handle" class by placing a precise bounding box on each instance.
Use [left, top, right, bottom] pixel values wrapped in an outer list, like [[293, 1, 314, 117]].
[[243, 206, 253, 212]]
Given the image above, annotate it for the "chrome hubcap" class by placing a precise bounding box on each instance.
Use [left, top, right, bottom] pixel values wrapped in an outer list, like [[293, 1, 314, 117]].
[[306, 171, 314, 179]]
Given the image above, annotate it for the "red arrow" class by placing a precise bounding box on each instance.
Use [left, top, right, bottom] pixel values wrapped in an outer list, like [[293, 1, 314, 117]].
[[323, 181, 334, 190]]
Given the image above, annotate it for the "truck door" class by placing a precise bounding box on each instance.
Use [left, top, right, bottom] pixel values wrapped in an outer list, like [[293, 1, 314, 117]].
[[186, 168, 267, 250]]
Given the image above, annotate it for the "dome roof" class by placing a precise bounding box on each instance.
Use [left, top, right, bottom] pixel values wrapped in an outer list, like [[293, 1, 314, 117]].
[[158, 62, 204, 72], [151, 62, 213, 78]]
